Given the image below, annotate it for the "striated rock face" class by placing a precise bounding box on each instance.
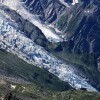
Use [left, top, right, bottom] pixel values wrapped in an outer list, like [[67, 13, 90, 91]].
[[21, 0, 65, 23], [68, 1, 100, 69]]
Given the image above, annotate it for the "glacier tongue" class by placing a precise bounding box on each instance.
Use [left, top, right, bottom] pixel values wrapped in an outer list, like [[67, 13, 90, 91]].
[[0, 9, 97, 92]]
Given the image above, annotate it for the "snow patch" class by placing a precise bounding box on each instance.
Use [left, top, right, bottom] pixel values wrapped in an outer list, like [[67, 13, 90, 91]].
[[0, 97, 4, 100], [59, 0, 70, 7], [10, 84, 16, 90], [22, 86, 26, 93], [49, 24, 61, 33], [72, 0, 79, 5]]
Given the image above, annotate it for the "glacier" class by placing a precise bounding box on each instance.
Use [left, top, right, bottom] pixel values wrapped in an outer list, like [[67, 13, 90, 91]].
[[0, 8, 97, 92], [0, 0, 62, 42]]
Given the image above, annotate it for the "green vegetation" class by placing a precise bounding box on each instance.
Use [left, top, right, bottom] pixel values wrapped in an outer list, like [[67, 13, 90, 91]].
[[56, 5, 84, 38], [57, 13, 68, 31], [0, 79, 100, 100], [66, 11, 83, 37], [0, 49, 72, 91]]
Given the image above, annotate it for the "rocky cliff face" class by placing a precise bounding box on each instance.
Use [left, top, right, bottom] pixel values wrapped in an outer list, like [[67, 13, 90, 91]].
[[22, 0, 65, 23]]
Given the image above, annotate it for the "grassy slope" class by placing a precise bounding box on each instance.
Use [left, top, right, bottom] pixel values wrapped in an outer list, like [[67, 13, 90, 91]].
[[0, 79, 100, 100], [0, 49, 72, 91]]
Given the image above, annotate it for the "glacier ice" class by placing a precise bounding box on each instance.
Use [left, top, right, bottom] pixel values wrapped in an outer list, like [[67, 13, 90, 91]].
[[0, 8, 97, 92]]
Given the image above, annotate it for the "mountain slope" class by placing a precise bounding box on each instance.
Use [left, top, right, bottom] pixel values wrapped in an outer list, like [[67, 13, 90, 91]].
[[8, 0, 99, 72], [0, 0, 100, 92], [0, 49, 72, 91], [19, 0, 100, 67], [0, 4, 97, 91]]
